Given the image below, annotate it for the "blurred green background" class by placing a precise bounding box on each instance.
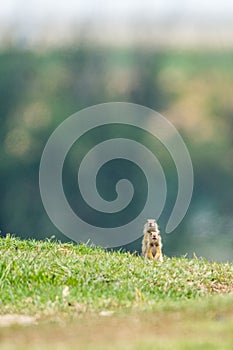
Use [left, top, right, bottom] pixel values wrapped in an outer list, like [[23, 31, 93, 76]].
[[0, 1, 233, 261]]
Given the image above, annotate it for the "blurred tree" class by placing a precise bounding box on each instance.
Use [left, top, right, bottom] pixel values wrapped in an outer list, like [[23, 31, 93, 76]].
[[0, 47, 232, 260]]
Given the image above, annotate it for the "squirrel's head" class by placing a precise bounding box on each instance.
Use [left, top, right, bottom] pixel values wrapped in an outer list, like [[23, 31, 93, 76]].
[[149, 230, 161, 245], [144, 219, 158, 233]]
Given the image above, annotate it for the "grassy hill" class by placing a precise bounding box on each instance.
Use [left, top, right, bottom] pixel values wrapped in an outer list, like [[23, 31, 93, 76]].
[[0, 235, 233, 349]]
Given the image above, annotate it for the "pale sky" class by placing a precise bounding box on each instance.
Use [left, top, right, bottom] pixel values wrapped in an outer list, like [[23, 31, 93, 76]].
[[1, 0, 232, 46], [1, 0, 233, 23]]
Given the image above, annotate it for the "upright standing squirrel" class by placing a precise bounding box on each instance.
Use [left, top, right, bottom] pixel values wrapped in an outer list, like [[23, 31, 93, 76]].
[[141, 219, 163, 261]]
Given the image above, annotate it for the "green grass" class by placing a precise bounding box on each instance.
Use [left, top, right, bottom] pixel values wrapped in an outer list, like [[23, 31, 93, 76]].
[[0, 235, 233, 349]]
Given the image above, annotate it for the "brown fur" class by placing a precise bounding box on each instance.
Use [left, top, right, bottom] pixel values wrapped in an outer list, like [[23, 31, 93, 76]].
[[141, 219, 163, 261]]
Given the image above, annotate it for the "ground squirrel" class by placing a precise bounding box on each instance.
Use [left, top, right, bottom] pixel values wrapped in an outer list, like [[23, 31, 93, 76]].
[[141, 219, 163, 261]]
